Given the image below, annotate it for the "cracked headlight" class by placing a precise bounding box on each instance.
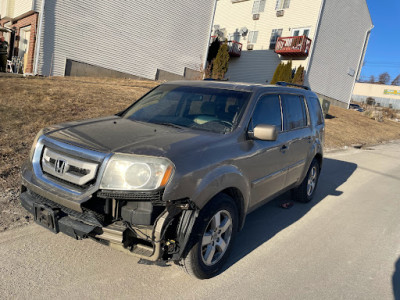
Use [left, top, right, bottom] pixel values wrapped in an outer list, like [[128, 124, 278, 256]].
[[100, 154, 174, 191]]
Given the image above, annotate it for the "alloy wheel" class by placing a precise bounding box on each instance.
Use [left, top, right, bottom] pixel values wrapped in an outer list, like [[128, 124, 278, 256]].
[[200, 210, 233, 266]]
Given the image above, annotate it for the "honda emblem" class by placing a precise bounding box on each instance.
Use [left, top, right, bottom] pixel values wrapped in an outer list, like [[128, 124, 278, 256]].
[[55, 159, 66, 175]]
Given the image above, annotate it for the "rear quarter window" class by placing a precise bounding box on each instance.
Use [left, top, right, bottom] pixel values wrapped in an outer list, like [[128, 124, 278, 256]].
[[307, 96, 324, 126]]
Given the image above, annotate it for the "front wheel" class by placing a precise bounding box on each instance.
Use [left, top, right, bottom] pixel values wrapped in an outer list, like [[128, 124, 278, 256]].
[[292, 159, 320, 203], [179, 194, 238, 279]]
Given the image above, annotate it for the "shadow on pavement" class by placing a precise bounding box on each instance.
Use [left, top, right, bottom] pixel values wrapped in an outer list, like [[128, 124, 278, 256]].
[[223, 157, 357, 271], [394, 258, 400, 299]]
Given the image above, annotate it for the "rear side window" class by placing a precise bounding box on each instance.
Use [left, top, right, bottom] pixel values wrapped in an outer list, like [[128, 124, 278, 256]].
[[281, 94, 307, 130], [252, 94, 282, 131], [307, 97, 324, 125]]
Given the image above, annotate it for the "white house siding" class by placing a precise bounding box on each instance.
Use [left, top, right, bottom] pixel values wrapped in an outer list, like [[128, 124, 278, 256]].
[[13, 0, 32, 17], [213, 0, 322, 83], [36, 0, 215, 78], [225, 50, 281, 84], [305, 0, 373, 104]]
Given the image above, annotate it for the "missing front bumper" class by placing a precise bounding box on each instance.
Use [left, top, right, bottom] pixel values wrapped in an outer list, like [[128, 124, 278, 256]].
[[20, 188, 170, 261]]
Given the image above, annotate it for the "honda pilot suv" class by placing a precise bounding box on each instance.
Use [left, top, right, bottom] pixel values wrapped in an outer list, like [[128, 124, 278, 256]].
[[20, 80, 324, 279]]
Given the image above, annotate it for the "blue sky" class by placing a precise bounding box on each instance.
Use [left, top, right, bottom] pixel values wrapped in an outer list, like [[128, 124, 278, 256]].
[[360, 0, 400, 82]]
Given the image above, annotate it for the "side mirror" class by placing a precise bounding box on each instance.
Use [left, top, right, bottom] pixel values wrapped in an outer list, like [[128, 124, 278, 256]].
[[250, 124, 278, 141]]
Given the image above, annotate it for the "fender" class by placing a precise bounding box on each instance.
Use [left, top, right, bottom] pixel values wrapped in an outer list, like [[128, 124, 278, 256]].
[[191, 164, 251, 227]]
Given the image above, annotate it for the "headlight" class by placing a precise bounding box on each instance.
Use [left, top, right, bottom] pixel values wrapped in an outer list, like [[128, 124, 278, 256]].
[[100, 154, 174, 191], [29, 129, 44, 161]]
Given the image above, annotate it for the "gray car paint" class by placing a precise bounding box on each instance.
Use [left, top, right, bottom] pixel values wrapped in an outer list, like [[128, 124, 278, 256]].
[[23, 81, 324, 229]]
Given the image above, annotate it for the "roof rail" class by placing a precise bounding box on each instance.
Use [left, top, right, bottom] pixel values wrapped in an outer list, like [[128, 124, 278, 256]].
[[275, 81, 310, 90]]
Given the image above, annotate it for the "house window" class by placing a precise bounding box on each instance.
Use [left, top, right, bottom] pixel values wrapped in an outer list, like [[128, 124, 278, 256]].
[[252, 0, 266, 14], [293, 28, 310, 37], [269, 29, 282, 49], [275, 0, 290, 10], [248, 31, 259, 44]]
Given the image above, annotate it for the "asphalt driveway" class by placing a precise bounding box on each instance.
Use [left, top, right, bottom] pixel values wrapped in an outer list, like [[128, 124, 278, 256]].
[[0, 142, 399, 299]]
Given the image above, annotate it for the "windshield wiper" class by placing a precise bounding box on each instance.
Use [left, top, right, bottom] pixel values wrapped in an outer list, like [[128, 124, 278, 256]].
[[154, 122, 186, 130]]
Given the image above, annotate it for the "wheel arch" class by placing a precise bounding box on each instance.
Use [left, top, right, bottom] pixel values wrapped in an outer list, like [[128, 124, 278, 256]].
[[190, 165, 250, 231], [219, 187, 246, 231], [314, 152, 323, 170]]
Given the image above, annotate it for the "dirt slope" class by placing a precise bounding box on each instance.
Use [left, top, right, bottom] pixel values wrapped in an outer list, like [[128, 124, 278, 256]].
[[324, 106, 400, 149]]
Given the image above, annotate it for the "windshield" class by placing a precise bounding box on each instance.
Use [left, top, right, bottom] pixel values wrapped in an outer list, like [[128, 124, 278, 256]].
[[122, 85, 251, 134]]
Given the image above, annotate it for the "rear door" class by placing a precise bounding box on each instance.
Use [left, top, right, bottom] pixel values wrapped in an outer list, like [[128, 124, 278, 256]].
[[279, 94, 313, 186]]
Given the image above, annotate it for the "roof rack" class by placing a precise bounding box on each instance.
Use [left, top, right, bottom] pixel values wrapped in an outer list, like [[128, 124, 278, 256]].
[[275, 81, 310, 90]]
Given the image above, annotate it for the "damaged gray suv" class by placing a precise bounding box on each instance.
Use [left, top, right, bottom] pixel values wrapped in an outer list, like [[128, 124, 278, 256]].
[[20, 80, 324, 279]]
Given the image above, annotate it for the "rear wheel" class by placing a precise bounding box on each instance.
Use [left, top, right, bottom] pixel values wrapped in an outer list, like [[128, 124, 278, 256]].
[[292, 159, 320, 203], [179, 194, 238, 279]]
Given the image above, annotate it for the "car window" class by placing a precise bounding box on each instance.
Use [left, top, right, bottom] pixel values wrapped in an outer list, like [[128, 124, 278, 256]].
[[251, 94, 282, 131], [122, 85, 251, 134], [281, 94, 307, 130], [308, 96, 324, 125]]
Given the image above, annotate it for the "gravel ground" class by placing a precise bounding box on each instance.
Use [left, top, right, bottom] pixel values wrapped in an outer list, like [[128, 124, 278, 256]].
[[0, 188, 32, 232]]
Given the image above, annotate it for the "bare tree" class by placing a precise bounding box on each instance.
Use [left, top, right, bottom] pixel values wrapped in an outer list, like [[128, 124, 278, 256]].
[[369, 75, 375, 83], [391, 74, 400, 86], [378, 72, 390, 84]]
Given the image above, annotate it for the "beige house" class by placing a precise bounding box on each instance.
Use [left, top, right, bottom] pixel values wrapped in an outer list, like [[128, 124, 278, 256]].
[[353, 83, 400, 109], [212, 0, 373, 108]]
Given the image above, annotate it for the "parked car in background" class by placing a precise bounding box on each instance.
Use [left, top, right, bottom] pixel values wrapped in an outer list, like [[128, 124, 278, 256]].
[[349, 103, 364, 112], [20, 80, 324, 279]]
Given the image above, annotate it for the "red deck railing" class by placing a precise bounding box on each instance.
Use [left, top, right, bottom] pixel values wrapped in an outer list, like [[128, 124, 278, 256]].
[[274, 35, 312, 57], [211, 36, 243, 57]]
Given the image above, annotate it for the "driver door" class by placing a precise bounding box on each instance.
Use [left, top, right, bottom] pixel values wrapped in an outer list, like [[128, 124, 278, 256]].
[[246, 94, 291, 205]]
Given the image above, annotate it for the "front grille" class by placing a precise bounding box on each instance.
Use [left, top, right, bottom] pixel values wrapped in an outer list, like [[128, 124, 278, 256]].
[[97, 190, 165, 205], [43, 173, 94, 192], [41, 147, 99, 188], [27, 189, 104, 226]]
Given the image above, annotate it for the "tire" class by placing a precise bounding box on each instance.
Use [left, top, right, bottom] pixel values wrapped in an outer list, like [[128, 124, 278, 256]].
[[179, 193, 238, 279], [292, 159, 320, 203]]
